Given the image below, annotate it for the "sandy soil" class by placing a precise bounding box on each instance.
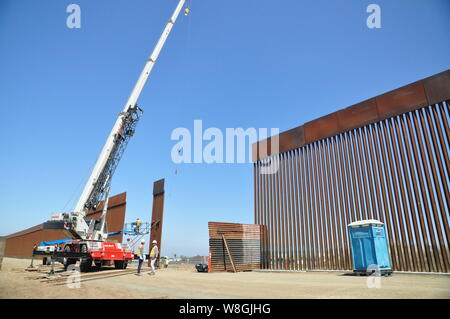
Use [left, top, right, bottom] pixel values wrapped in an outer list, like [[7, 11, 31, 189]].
[[0, 258, 449, 299]]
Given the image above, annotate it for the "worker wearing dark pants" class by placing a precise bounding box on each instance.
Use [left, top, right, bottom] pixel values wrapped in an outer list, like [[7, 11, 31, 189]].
[[136, 239, 145, 275]]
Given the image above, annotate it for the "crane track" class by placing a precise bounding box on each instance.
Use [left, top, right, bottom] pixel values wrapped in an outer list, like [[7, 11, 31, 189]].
[[42, 268, 138, 285]]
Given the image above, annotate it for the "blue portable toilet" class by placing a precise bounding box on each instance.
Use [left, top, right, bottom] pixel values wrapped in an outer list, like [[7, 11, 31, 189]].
[[348, 220, 392, 275]]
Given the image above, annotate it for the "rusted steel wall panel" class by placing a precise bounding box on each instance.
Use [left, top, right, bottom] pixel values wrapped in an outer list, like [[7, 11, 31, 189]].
[[4, 193, 127, 258], [252, 127, 305, 162], [4, 229, 68, 259], [322, 139, 339, 269], [208, 222, 264, 272], [4, 225, 43, 239], [376, 82, 428, 121], [423, 71, 450, 105], [252, 137, 273, 163], [304, 113, 340, 145], [252, 70, 449, 162], [254, 101, 450, 273], [149, 179, 165, 264], [86, 192, 127, 243], [279, 127, 305, 156], [0, 236, 6, 270], [263, 159, 272, 268], [337, 99, 379, 132]]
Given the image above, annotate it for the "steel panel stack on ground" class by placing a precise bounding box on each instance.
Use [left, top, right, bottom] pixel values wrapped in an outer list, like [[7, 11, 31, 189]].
[[253, 70, 450, 273], [4, 192, 127, 258], [208, 222, 265, 272]]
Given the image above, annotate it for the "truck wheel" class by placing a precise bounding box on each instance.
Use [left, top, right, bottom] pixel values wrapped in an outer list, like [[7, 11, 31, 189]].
[[80, 244, 92, 272], [63, 245, 77, 270], [114, 260, 126, 269]]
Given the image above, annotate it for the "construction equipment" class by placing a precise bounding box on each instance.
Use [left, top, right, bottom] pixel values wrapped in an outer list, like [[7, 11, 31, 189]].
[[122, 221, 151, 252], [195, 263, 208, 272], [38, 0, 187, 272]]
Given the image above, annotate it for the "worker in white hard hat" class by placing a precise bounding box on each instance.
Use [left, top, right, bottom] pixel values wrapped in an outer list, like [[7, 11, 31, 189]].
[[136, 239, 146, 276], [149, 240, 159, 275]]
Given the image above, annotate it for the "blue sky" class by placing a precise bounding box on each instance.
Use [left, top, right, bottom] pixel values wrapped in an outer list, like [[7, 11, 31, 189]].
[[0, 0, 449, 257]]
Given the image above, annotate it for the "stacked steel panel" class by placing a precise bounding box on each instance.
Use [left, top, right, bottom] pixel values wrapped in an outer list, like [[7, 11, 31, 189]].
[[208, 222, 265, 272], [253, 70, 450, 273]]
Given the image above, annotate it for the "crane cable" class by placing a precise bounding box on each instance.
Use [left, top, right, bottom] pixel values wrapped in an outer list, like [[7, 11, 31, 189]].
[[61, 159, 97, 212], [185, 0, 192, 44], [174, 0, 193, 179]]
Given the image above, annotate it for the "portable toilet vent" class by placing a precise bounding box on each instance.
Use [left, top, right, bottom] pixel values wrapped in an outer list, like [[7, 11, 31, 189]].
[[347, 219, 392, 275]]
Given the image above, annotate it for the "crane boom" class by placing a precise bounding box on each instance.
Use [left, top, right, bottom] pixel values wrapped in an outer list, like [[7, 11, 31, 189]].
[[45, 0, 186, 240], [75, 0, 186, 214]]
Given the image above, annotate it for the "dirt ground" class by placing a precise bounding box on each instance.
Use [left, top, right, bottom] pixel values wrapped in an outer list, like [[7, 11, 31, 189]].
[[0, 257, 449, 299]]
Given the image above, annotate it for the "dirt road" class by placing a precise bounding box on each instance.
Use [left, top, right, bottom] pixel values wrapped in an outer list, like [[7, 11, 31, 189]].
[[1, 258, 449, 299]]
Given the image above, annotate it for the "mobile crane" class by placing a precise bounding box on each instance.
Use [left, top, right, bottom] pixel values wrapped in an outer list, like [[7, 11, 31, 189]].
[[40, 0, 188, 272]]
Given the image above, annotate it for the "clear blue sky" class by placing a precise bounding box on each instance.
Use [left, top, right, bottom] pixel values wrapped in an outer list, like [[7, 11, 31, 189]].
[[0, 0, 449, 257]]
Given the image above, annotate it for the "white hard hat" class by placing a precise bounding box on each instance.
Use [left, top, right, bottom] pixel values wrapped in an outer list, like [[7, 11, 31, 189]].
[[141, 239, 145, 243], [152, 240, 157, 244]]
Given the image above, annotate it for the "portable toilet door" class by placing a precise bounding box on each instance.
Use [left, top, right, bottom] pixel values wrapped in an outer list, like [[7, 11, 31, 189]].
[[348, 219, 392, 274]]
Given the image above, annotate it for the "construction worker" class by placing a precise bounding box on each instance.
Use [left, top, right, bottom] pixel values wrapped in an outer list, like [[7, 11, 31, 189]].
[[135, 218, 142, 233], [136, 239, 145, 276], [163, 256, 169, 268], [149, 240, 159, 275]]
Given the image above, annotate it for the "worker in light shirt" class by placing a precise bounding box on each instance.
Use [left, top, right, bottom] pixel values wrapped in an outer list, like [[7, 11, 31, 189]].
[[149, 240, 159, 275], [135, 239, 145, 276]]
